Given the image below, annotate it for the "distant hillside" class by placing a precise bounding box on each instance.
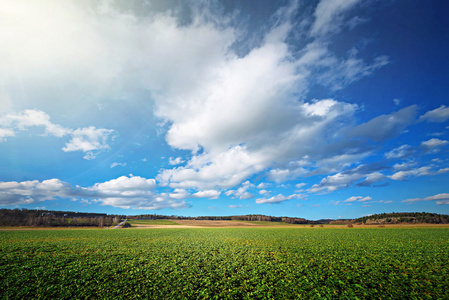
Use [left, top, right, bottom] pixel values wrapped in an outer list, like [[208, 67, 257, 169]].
[[353, 212, 449, 224]]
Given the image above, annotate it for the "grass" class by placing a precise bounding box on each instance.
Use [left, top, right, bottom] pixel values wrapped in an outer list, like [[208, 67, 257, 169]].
[[1, 227, 448, 299]]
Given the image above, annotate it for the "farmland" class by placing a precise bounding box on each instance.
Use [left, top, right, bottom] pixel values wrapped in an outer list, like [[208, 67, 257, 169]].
[[1, 227, 448, 299]]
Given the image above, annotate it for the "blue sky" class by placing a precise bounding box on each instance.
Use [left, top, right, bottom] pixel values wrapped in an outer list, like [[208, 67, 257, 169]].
[[1, 0, 448, 219]]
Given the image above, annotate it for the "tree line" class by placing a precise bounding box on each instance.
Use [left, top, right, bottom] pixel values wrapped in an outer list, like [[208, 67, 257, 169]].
[[2, 209, 448, 227], [0, 208, 124, 227], [353, 212, 449, 224]]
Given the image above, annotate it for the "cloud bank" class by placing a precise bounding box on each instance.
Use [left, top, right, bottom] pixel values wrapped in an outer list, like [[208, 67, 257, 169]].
[[1, 0, 448, 211]]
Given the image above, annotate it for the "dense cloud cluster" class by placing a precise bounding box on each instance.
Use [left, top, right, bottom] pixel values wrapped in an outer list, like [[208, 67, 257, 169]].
[[0, 0, 448, 211]]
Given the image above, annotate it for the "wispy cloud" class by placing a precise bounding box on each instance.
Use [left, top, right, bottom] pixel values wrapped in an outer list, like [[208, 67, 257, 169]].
[[402, 193, 449, 205], [255, 193, 300, 204], [110, 162, 126, 168], [229, 205, 242, 209], [419, 105, 449, 123], [343, 196, 372, 202]]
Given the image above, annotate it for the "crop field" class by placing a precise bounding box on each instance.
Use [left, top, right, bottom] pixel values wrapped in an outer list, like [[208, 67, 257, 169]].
[[1, 227, 448, 299], [126, 219, 181, 226]]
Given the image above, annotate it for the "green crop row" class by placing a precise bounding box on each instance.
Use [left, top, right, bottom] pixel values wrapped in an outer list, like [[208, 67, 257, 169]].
[[1, 227, 448, 299]]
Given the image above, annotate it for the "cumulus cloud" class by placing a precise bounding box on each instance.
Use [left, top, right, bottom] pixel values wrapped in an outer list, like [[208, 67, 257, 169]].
[[419, 105, 449, 123], [0, 175, 187, 210], [91, 175, 156, 191], [192, 190, 221, 199], [0, 179, 73, 206], [62, 126, 115, 160], [80, 175, 174, 209], [0, 110, 69, 138], [169, 157, 185, 166], [402, 193, 449, 205], [256, 183, 268, 189], [151, 1, 392, 193], [226, 181, 255, 200], [2, 0, 425, 206], [0, 110, 115, 159]]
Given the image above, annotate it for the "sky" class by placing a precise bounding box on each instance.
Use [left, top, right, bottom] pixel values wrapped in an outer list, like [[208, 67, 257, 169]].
[[0, 0, 448, 219]]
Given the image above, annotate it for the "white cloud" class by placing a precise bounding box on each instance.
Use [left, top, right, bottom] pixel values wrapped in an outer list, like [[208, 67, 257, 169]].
[[311, 0, 361, 37], [255, 193, 299, 204], [421, 138, 448, 148], [226, 181, 255, 200], [0, 110, 115, 159], [309, 171, 363, 193], [169, 157, 185, 165], [110, 162, 126, 168], [192, 190, 221, 199], [259, 189, 268, 195], [402, 193, 449, 205], [437, 168, 449, 174], [0, 179, 72, 205], [91, 175, 155, 191], [0, 128, 14, 141], [309, 163, 389, 193], [229, 205, 242, 209], [62, 126, 115, 160], [343, 196, 372, 202], [317, 51, 389, 91], [167, 189, 189, 200], [419, 105, 449, 123], [356, 172, 386, 187], [84, 175, 185, 209], [256, 182, 268, 189], [1, 1, 405, 200], [385, 144, 413, 159], [379, 200, 392, 204], [151, 1, 392, 192], [390, 166, 432, 181], [393, 161, 415, 171], [393, 98, 401, 106], [295, 183, 307, 189], [0, 109, 69, 138]]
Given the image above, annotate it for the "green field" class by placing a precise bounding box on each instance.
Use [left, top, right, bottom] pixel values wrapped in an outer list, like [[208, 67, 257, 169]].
[[1, 228, 448, 299]]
